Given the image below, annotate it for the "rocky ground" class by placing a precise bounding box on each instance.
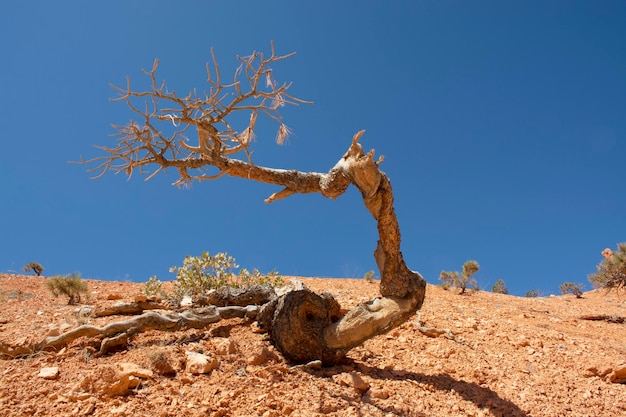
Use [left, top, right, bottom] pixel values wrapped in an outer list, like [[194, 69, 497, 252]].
[[0, 273, 625, 417]]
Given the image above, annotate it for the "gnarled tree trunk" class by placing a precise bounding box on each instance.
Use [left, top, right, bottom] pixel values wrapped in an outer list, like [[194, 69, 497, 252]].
[[257, 131, 426, 364]]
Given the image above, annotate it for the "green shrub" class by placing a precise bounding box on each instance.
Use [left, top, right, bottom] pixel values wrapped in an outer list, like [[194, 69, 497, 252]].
[[23, 262, 44, 276], [492, 279, 509, 294], [143, 275, 167, 298], [560, 282, 583, 298], [589, 243, 626, 291], [46, 273, 89, 304], [439, 260, 480, 295], [170, 252, 284, 298], [525, 289, 542, 298], [363, 270, 376, 283]]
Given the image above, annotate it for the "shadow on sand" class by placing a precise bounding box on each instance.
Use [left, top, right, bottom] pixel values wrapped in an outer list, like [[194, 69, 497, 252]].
[[311, 362, 530, 417]]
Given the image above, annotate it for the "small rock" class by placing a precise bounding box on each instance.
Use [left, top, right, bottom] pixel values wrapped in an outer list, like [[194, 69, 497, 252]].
[[118, 362, 153, 379], [185, 351, 218, 375], [74, 306, 94, 317], [213, 338, 238, 355], [369, 388, 390, 399], [180, 296, 193, 307], [134, 295, 148, 303], [107, 293, 123, 300], [47, 327, 61, 337], [333, 372, 370, 394], [609, 366, 626, 383], [38, 366, 59, 380]]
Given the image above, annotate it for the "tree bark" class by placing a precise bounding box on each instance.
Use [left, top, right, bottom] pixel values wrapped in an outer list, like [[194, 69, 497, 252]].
[[259, 132, 427, 364]]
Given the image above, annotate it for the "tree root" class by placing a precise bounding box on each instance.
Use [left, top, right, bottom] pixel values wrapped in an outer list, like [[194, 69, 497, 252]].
[[0, 306, 258, 358]]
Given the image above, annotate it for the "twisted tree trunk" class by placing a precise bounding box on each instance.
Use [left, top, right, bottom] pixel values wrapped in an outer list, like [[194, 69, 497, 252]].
[[258, 132, 426, 364]]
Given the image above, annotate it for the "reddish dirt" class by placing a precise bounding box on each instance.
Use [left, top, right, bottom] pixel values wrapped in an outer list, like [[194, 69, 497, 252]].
[[1, 273, 625, 417]]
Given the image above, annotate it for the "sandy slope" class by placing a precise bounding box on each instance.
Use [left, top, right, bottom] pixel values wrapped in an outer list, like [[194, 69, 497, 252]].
[[1, 273, 625, 417]]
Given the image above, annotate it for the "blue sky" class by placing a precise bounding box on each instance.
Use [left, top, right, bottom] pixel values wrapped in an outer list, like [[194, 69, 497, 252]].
[[1, 1, 624, 296]]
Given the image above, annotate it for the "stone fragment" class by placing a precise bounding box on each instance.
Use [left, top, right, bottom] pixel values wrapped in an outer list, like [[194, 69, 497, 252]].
[[106, 293, 123, 300], [118, 362, 154, 379], [213, 337, 238, 355], [185, 351, 219, 374], [369, 388, 390, 399], [180, 296, 193, 307], [609, 366, 626, 383], [134, 294, 148, 303], [38, 366, 59, 380], [332, 372, 370, 394]]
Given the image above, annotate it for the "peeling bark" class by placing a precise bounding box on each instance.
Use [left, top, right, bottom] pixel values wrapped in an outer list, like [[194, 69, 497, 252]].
[[259, 132, 426, 364], [0, 306, 258, 357]]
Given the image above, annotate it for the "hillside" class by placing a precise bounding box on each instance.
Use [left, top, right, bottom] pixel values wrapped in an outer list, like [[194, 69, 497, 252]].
[[1, 273, 625, 417]]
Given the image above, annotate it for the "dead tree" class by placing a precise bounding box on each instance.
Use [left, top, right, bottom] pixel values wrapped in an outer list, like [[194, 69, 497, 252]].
[[81, 43, 426, 364]]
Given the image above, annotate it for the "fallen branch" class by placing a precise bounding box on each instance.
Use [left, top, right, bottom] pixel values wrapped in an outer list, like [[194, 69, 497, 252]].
[[579, 314, 625, 324], [0, 306, 258, 358]]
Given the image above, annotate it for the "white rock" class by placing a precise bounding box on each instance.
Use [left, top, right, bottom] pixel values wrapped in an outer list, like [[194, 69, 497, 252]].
[[185, 351, 218, 375], [180, 296, 193, 307], [38, 366, 59, 380]]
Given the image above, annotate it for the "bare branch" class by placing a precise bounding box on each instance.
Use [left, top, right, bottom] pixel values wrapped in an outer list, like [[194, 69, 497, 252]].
[[82, 44, 311, 187]]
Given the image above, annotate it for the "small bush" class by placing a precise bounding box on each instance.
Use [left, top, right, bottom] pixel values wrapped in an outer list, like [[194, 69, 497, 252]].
[[525, 289, 542, 298], [46, 273, 89, 305], [589, 243, 626, 291], [23, 262, 44, 276], [492, 279, 509, 294], [560, 282, 583, 298], [439, 260, 480, 295], [364, 270, 376, 283], [170, 252, 284, 298], [143, 275, 167, 299]]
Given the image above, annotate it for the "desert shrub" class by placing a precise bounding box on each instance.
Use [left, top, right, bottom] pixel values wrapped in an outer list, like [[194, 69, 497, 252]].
[[143, 275, 168, 298], [363, 270, 376, 283], [23, 262, 44, 276], [170, 252, 284, 298], [589, 243, 626, 291], [46, 273, 89, 304], [439, 260, 480, 295], [525, 289, 542, 298], [560, 282, 583, 298], [236, 268, 284, 288], [491, 279, 509, 294]]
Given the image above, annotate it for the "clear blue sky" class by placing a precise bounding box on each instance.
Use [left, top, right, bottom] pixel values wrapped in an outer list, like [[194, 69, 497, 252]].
[[1, 1, 624, 296]]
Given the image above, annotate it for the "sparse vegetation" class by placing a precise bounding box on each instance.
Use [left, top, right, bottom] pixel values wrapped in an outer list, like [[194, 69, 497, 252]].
[[525, 289, 542, 298], [439, 260, 480, 295], [589, 244, 626, 291], [143, 275, 168, 299], [364, 270, 376, 283], [23, 262, 44, 276], [170, 252, 284, 298], [492, 279, 509, 294], [45, 273, 89, 305], [560, 282, 583, 298]]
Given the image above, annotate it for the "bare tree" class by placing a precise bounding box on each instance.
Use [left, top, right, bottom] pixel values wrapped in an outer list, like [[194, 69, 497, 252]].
[[81, 43, 426, 364]]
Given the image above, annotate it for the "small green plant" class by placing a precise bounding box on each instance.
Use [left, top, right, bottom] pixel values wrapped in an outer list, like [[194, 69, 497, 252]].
[[525, 289, 542, 298], [439, 260, 480, 295], [143, 275, 168, 298], [560, 282, 583, 298], [46, 273, 89, 305], [170, 252, 284, 298], [491, 279, 509, 294], [589, 244, 626, 291], [23, 262, 44, 276], [363, 270, 376, 283]]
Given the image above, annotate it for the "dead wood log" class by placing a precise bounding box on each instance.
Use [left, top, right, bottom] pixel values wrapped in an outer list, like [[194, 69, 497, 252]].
[[0, 306, 258, 357], [194, 284, 277, 307], [580, 314, 625, 324], [94, 301, 168, 317]]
